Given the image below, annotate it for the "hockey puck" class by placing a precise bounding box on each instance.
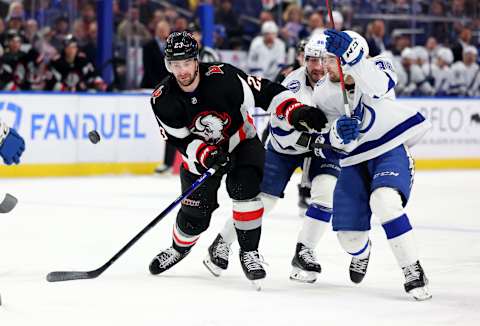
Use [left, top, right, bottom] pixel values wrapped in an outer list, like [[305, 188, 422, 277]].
[[88, 130, 101, 144]]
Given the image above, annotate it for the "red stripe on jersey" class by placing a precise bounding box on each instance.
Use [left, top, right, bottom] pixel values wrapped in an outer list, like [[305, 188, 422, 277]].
[[233, 208, 264, 222], [239, 123, 246, 141]]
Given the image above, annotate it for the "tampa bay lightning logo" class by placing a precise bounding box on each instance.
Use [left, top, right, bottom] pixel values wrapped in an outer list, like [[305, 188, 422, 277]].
[[286, 79, 301, 93], [359, 104, 376, 133], [0, 101, 22, 130]]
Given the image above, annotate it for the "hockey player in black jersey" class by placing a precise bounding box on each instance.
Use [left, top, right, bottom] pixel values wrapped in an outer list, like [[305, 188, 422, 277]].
[[149, 31, 327, 288]]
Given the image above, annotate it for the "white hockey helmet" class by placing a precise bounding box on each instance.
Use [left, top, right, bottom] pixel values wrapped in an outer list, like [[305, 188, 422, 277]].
[[413, 46, 428, 63], [437, 47, 454, 65], [401, 47, 416, 60], [464, 45, 478, 57], [304, 34, 328, 60]]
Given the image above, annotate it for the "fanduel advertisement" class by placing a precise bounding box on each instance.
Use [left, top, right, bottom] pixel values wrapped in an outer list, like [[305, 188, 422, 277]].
[[0, 94, 164, 164]]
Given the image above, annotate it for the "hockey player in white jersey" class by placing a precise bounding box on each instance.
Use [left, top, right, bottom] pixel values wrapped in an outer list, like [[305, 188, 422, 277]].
[[428, 47, 454, 96], [395, 48, 434, 96], [450, 46, 479, 96], [204, 35, 339, 283], [0, 118, 25, 165], [306, 29, 432, 300]]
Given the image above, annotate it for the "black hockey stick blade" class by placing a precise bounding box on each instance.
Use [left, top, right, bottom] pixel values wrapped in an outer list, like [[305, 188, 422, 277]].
[[0, 193, 18, 213], [46, 165, 219, 283], [47, 271, 97, 282]]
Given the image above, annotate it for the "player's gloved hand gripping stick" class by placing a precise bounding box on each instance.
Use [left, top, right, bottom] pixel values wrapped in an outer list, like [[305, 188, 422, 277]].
[[46, 164, 221, 282]]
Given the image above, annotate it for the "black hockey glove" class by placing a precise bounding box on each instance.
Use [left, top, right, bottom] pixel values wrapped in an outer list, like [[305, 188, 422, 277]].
[[283, 102, 328, 132], [197, 144, 230, 174]]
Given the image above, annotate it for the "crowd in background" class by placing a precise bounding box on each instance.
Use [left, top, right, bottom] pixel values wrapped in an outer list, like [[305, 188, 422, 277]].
[[0, 0, 478, 96]]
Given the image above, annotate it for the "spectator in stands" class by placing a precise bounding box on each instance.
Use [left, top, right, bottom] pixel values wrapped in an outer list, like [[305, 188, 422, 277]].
[[247, 21, 286, 81], [73, 3, 96, 47], [366, 20, 386, 57], [173, 16, 188, 32], [0, 31, 28, 90], [148, 9, 166, 35], [259, 10, 274, 25], [164, 7, 179, 26], [24, 19, 39, 50], [215, 0, 243, 43], [137, 0, 161, 26], [117, 5, 151, 46], [390, 32, 411, 56], [6, 1, 24, 22], [188, 22, 220, 62], [140, 20, 170, 89], [428, 0, 449, 43], [51, 16, 69, 52], [280, 3, 304, 48], [37, 26, 58, 63], [451, 46, 480, 96], [46, 35, 106, 92], [451, 26, 473, 63], [299, 11, 324, 40]]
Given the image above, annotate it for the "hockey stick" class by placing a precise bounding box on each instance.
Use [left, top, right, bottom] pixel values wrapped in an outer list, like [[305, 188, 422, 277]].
[[46, 164, 220, 282], [0, 193, 17, 213], [326, 0, 351, 117]]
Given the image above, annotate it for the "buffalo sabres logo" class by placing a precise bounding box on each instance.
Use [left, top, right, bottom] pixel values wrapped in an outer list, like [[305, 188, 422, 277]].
[[206, 64, 224, 76], [190, 111, 231, 144]]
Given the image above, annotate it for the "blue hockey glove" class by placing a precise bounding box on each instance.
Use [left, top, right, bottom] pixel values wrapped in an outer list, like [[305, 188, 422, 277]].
[[324, 29, 364, 66], [0, 127, 25, 165], [334, 115, 360, 144]]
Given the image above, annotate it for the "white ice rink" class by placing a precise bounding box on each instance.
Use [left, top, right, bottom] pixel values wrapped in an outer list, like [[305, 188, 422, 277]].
[[0, 170, 479, 326]]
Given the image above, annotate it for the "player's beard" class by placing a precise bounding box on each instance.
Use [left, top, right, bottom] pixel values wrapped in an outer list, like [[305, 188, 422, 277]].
[[177, 62, 199, 87], [307, 68, 323, 83]]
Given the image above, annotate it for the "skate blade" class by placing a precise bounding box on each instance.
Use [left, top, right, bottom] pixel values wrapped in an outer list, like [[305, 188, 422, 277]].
[[203, 255, 223, 277], [251, 279, 262, 291], [409, 286, 432, 301], [289, 267, 317, 283]]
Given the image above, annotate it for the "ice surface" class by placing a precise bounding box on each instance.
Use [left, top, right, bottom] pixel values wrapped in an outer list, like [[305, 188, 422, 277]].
[[0, 170, 479, 325]]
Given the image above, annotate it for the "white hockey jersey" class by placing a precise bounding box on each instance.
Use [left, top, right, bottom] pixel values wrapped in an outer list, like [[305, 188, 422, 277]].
[[450, 61, 480, 96], [425, 63, 453, 96], [325, 55, 431, 167], [395, 63, 434, 96], [247, 36, 286, 81], [267, 66, 316, 155]]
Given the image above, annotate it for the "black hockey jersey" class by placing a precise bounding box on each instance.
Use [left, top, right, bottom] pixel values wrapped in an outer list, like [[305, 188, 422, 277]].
[[150, 62, 297, 174], [0, 50, 29, 90], [46, 53, 103, 92]]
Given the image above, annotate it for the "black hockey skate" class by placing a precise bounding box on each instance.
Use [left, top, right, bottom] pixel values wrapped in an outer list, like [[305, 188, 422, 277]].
[[349, 249, 371, 284], [203, 234, 231, 277], [239, 250, 266, 291], [149, 247, 190, 275], [402, 260, 432, 301], [290, 242, 321, 283]]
